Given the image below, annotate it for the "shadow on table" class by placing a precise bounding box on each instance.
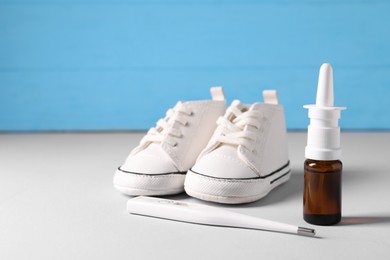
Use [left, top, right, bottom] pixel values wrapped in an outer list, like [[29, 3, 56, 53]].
[[339, 215, 390, 226], [343, 166, 385, 184]]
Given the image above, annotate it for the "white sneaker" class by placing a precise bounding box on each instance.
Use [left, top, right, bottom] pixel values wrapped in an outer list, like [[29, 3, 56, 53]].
[[184, 90, 290, 204], [114, 87, 226, 196]]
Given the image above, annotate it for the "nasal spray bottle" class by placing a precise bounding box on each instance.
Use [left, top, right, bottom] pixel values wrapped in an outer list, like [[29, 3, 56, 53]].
[[303, 63, 346, 225]]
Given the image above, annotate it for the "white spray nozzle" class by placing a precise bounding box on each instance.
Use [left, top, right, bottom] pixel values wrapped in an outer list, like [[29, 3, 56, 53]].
[[304, 63, 346, 160], [316, 63, 334, 107]]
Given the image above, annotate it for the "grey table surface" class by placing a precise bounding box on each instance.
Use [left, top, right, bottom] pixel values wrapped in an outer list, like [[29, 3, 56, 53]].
[[0, 132, 389, 260]]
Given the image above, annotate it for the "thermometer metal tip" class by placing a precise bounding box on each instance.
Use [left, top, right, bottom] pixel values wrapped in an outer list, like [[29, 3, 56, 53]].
[[298, 227, 316, 237]]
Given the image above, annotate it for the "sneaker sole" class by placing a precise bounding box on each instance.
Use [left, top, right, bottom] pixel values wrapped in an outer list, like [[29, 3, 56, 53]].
[[113, 168, 186, 196], [184, 162, 291, 204]]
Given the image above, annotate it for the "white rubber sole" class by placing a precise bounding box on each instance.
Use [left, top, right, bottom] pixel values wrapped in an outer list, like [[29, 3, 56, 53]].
[[184, 164, 291, 204], [113, 168, 186, 196]]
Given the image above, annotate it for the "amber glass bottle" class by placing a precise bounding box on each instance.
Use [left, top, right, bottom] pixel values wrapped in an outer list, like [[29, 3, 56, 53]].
[[303, 159, 342, 225]]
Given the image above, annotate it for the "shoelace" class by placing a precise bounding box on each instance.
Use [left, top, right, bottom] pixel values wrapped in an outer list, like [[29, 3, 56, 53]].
[[140, 102, 193, 147], [214, 102, 264, 152]]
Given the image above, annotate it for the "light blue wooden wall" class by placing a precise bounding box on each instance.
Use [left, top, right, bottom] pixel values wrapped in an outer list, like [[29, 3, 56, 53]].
[[1, 0, 389, 131]]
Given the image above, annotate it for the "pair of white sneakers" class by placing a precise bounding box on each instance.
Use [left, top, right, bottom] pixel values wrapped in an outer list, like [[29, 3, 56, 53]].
[[113, 87, 290, 204]]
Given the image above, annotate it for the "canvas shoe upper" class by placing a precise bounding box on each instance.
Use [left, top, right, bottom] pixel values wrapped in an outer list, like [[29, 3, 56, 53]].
[[114, 87, 226, 196], [184, 90, 290, 204]]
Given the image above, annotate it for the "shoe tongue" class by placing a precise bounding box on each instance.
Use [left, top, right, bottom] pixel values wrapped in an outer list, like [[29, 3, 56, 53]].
[[248, 102, 262, 111], [211, 100, 248, 156], [226, 100, 247, 121], [231, 100, 246, 111], [231, 100, 241, 107]]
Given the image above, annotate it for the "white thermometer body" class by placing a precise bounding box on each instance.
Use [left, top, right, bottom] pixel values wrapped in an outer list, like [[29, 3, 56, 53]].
[[127, 196, 315, 237]]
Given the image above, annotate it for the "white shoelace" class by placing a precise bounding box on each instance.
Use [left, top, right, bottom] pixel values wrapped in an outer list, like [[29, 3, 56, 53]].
[[214, 101, 264, 152], [140, 102, 193, 147]]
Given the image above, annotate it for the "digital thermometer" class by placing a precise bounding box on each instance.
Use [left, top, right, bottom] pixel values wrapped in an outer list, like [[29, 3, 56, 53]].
[[127, 196, 315, 237]]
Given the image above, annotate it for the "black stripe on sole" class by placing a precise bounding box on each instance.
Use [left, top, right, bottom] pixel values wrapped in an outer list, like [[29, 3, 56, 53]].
[[189, 161, 290, 181], [118, 167, 187, 176], [270, 170, 291, 184]]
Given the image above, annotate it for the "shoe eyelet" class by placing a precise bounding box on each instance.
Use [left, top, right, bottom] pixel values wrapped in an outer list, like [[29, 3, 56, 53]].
[[173, 143, 178, 147]]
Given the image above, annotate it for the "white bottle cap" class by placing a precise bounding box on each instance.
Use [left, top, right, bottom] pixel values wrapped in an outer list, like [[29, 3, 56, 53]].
[[303, 63, 346, 160]]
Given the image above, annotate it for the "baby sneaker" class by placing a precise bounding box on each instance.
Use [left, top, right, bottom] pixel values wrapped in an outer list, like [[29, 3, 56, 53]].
[[113, 87, 226, 196], [184, 90, 290, 204]]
